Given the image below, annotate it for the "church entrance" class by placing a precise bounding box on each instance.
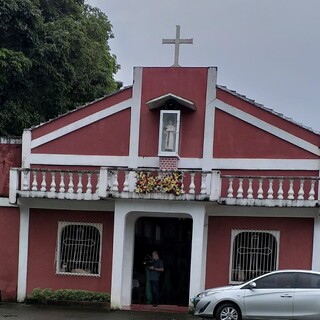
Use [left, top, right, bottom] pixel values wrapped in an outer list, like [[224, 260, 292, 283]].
[[132, 217, 192, 306]]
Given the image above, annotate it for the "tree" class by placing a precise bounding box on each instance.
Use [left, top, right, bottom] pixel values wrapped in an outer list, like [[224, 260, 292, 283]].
[[0, 0, 120, 136]]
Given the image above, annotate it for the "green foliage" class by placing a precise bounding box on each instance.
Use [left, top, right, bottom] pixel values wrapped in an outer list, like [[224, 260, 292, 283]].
[[0, 0, 120, 136], [27, 288, 110, 302]]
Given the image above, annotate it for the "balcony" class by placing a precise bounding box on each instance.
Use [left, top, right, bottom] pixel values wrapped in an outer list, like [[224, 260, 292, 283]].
[[9, 168, 319, 207]]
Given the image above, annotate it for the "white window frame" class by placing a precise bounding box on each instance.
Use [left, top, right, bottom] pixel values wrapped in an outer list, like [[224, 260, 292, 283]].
[[229, 229, 280, 284], [56, 221, 103, 277], [158, 110, 180, 157]]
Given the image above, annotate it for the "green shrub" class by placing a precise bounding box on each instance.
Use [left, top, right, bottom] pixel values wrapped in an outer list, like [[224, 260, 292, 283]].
[[27, 288, 110, 302]]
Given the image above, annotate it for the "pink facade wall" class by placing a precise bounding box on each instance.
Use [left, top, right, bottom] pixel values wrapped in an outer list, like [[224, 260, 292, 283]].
[[0, 143, 22, 197], [213, 109, 318, 159], [206, 216, 314, 288], [139, 67, 208, 158], [216, 88, 320, 146], [32, 88, 132, 139], [0, 208, 20, 301], [26, 209, 114, 294]]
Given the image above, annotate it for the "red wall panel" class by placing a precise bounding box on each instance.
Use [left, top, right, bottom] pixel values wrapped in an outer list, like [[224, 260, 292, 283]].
[[139, 67, 208, 158], [206, 216, 313, 288], [213, 109, 318, 159], [0, 208, 20, 301], [32, 109, 131, 156], [27, 209, 114, 294], [0, 144, 22, 197], [217, 88, 320, 146], [32, 88, 132, 139]]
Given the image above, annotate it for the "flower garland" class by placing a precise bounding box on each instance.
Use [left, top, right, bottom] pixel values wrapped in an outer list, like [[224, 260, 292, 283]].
[[134, 171, 184, 196]]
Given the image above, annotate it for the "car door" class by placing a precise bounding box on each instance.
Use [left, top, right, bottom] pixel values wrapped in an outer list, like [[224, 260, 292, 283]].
[[293, 272, 320, 319], [243, 272, 295, 319]]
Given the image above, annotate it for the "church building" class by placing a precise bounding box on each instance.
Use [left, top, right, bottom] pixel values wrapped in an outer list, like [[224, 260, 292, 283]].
[[0, 26, 319, 311]]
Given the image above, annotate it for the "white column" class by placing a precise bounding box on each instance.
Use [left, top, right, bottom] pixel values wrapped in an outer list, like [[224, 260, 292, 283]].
[[17, 206, 30, 302], [189, 207, 208, 303], [202, 67, 217, 171], [110, 201, 135, 309], [312, 212, 320, 271], [128, 67, 143, 169]]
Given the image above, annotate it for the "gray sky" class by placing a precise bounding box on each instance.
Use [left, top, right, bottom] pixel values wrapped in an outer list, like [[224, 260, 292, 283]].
[[87, 0, 320, 132]]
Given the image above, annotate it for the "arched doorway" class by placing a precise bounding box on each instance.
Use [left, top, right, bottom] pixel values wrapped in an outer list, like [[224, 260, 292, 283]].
[[132, 217, 192, 306]]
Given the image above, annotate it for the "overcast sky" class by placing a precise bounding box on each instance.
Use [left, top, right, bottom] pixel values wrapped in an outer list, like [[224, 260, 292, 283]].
[[87, 0, 320, 132]]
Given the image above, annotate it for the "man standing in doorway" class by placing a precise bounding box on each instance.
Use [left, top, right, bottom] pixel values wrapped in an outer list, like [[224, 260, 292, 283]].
[[148, 250, 164, 307]]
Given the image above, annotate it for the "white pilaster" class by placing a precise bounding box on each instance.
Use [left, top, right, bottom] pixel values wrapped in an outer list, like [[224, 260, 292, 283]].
[[17, 206, 30, 302], [202, 67, 217, 171], [110, 201, 136, 309], [312, 212, 320, 271], [128, 67, 143, 169], [189, 207, 208, 302], [22, 130, 32, 169]]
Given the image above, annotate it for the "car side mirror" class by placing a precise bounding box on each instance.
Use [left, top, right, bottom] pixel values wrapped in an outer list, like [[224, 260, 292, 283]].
[[249, 282, 257, 290]]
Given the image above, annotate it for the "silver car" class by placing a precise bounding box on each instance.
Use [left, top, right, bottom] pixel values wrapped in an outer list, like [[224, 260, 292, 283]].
[[192, 270, 320, 320]]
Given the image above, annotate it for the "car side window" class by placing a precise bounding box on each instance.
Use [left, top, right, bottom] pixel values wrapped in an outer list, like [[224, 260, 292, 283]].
[[296, 273, 320, 289], [254, 273, 295, 289]]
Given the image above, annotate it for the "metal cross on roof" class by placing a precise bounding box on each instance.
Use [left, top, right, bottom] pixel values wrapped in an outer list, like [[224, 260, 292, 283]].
[[162, 25, 193, 67]]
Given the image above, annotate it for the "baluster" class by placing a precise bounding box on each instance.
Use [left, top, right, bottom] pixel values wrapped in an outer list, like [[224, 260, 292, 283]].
[[68, 172, 74, 193], [50, 172, 56, 192], [86, 173, 92, 194], [287, 179, 294, 200], [189, 172, 195, 194], [267, 179, 274, 199], [200, 173, 207, 195], [59, 172, 65, 193], [257, 179, 263, 199], [308, 180, 316, 201], [236, 178, 243, 198], [247, 178, 253, 199], [77, 173, 83, 194], [227, 178, 233, 198], [40, 172, 46, 192], [112, 171, 119, 192], [181, 172, 185, 194], [297, 179, 305, 200], [22, 170, 29, 191], [277, 179, 284, 200], [32, 171, 38, 191], [95, 173, 100, 194], [123, 171, 129, 192]]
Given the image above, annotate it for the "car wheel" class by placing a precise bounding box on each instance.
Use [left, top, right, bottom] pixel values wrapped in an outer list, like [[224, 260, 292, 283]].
[[216, 303, 241, 320]]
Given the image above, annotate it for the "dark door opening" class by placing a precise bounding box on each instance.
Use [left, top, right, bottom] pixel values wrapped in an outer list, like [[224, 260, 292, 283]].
[[132, 217, 192, 306]]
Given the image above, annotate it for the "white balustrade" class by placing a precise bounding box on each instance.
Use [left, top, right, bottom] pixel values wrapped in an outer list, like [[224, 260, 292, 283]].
[[11, 168, 320, 206]]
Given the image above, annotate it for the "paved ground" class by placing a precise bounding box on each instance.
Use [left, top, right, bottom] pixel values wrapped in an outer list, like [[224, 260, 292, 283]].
[[0, 303, 196, 320]]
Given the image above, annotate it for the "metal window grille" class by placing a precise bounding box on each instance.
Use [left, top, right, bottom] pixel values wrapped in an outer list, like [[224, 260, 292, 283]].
[[230, 229, 279, 283], [56, 221, 103, 277]]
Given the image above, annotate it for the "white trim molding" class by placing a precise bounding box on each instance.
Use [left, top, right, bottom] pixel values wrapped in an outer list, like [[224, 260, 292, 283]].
[[28, 154, 320, 171], [215, 99, 320, 156]]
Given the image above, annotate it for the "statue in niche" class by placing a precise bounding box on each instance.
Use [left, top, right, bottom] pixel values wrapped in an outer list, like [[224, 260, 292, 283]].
[[164, 119, 176, 151]]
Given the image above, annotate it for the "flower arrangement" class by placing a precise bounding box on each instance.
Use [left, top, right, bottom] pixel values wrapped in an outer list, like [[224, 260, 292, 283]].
[[134, 171, 184, 196]]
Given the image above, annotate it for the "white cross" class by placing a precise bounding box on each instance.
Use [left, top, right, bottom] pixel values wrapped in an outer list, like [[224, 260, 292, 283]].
[[162, 25, 193, 67]]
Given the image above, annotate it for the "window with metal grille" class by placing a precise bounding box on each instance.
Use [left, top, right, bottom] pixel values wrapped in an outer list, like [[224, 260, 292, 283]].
[[230, 229, 279, 283], [56, 221, 102, 276]]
